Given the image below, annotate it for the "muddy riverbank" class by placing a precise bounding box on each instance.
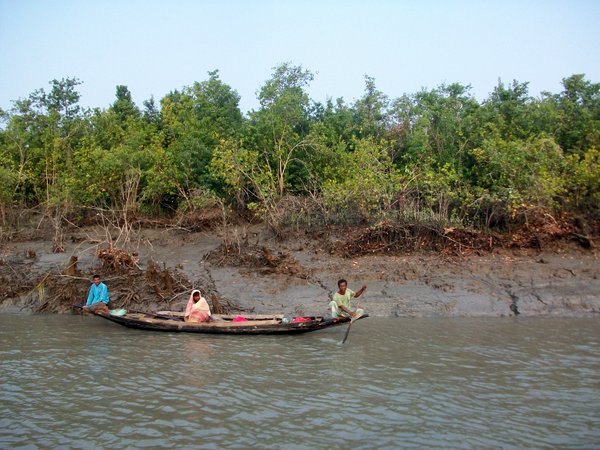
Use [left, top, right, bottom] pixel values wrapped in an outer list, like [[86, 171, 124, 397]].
[[1, 223, 599, 317]]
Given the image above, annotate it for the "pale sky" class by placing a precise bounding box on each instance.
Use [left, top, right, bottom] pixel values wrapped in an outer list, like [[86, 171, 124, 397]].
[[1, 0, 599, 113]]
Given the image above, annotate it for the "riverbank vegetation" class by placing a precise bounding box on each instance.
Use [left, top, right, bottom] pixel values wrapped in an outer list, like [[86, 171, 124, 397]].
[[1, 65, 598, 251]]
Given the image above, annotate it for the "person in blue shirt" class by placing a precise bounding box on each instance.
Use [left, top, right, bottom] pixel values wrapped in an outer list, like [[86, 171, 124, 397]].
[[83, 274, 110, 314]]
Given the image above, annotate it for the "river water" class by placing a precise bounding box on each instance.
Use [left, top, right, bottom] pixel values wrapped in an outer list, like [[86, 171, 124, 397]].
[[1, 315, 599, 449]]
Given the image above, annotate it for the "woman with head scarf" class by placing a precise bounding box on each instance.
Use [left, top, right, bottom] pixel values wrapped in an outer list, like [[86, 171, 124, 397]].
[[184, 289, 212, 322]]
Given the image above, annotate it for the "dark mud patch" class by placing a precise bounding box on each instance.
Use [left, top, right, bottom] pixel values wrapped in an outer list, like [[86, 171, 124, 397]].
[[174, 207, 226, 232], [206, 243, 312, 279]]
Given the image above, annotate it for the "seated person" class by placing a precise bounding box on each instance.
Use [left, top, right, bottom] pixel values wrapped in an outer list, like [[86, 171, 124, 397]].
[[83, 274, 109, 314], [184, 289, 211, 323], [329, 279, 366, 319]]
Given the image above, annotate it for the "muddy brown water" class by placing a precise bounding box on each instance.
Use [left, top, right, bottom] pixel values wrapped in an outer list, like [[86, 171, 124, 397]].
[[1, 315, 599, 449]]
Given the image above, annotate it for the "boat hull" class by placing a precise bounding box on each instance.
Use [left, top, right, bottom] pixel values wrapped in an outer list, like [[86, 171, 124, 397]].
[[92, 311, 367, 335]]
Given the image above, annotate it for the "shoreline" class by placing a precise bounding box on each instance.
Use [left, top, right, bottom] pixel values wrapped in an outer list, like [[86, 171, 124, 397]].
[[1, 225, 599, 317]]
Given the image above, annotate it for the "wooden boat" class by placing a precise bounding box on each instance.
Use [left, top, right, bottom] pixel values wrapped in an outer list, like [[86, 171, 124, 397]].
[[92, 310, 368, 335]]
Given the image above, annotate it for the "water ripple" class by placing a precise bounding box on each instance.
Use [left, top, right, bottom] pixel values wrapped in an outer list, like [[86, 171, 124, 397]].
[[1, 315, 599, 449]]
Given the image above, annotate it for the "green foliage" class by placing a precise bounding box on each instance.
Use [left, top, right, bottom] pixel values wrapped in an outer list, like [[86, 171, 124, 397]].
[[353, 75, 389, 139], [469, 136, 565, 221], [247, 63, 314, 197], [0, 163, 17, 207], [322, 138, 401, 222], [110, 85, 140, 124], [565, 148, 600, 215], [393, 83, 478, 169], [1, 70, 599, 230], [161, 71, 243, 198], [555, 75, 600, 153], [478, 80, 533, 140], [210, 138, 275, 209], [317, 98, 357, 146]]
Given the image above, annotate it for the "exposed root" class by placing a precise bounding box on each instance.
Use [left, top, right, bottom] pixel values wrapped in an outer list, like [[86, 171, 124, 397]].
[[0, 259, 36, 306], [176, 207, 224, 231], [97, 247, 140, 271], [0, 252, 247, 315], [335, 221, 491, 257], [335, 213, 596, 258], [205, 242, 311, 279]]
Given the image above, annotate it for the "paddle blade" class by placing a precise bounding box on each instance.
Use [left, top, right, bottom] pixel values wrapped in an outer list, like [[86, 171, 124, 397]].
[[341, 321, 353, 344]]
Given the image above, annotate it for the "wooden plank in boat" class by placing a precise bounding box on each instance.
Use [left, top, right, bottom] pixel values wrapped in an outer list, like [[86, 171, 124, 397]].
[[155, 311, 185, 317], [190, 319, 281, 327], [154, 311, 285, 320], [135, 316, 281, 327]]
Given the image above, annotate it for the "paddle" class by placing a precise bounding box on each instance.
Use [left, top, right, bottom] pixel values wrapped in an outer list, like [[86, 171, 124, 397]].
[[341, 311, 365, 344], [341, 318, 354, 344]]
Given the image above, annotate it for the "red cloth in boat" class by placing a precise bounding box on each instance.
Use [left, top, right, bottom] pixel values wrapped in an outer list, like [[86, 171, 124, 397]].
[[292, 317, 311, 323]]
